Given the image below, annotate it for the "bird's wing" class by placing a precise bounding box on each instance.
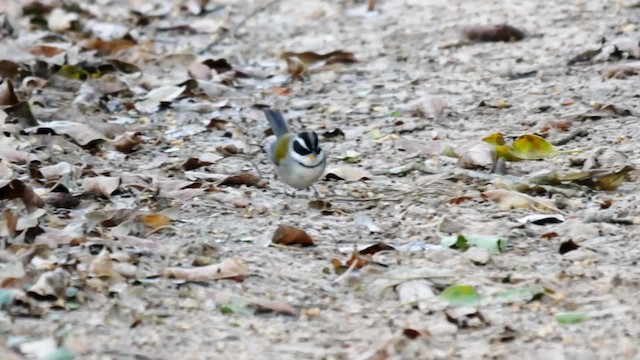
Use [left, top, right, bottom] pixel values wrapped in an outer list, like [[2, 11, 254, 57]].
[[270, 133, 293, 165]]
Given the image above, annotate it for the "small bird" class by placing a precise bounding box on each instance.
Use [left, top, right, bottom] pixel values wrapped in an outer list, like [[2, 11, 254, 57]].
[[264, 109, 326, 191]]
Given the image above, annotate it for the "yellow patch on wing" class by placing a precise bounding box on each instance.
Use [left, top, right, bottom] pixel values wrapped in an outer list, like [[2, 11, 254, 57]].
[[273, 134, 292, 165]]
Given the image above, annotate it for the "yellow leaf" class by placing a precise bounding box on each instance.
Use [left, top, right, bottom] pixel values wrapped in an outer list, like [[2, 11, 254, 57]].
[[482, 133, 506, 146], [57, 65, 90, 80], [510, 134, 557, 160], [483, 133, 522, 161], [138, 214, 171, 229]]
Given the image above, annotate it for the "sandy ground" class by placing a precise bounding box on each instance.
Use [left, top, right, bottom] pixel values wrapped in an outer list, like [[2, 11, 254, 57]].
[[2, 0, 640, 359]]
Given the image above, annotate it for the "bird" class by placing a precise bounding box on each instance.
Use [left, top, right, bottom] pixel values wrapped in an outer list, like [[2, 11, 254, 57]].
[[263, 108, 326, 192]]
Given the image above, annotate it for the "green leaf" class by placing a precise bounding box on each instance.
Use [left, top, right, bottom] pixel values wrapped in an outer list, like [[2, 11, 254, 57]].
[[440, 235, 468, 250], [57, 65, 90, 80], [44, 346, 75, 360], [219, 306, 234, 315], [496, 286, 545, 303], [439, 285, 480, 307], [0, 290, 14, 308], [440, 234, 506, 254], [555, 312, 587, 324]]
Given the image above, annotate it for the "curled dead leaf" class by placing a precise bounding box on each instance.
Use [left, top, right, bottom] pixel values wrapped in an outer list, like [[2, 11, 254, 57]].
[[0, 179, 45, 212], [138, 213, 172, 229], [27, 268, 70, 300], [113, 132, 144, 153], [324, 166, 373, 182], [285, 57, 308, 80], [462, 24, 525, 42], [220, 173, 266, 188], [24, 121, 108, 148], [164, 257, 248, 281], [281, 50, 356, 65], [272, 225, 314, 246], [82, 176, 121, 197]]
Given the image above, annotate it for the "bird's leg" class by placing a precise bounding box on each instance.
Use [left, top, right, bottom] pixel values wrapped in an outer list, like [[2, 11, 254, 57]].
[[310, 184, 321, 198]]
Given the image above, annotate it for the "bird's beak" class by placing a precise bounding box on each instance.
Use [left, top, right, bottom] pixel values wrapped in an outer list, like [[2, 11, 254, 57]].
[[308, 154, 316, 161]]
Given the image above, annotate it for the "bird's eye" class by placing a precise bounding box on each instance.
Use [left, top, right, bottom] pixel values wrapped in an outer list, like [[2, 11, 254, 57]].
[[294, 140, 311, 155]]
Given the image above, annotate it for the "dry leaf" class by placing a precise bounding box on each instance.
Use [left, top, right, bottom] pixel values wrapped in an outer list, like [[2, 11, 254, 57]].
[[24, 121, 108, 147], [113, 132, 144, 153], [138, 213, 171, 229], [83, 176, 121, 197], [272, 225, 314, 246], [455, 141, 496, 169], [462, 24, 525, 42], [281, 50, 356, 65], [483, 189, 557, 212], [324, 166, 373, 182], [164, 257, 248, 281], [0, 79, 19, 106], [220, 173, 266, 188], [27, 268, 70, 299], [82, 38, 136, 55], [0, 179, 45, 212]]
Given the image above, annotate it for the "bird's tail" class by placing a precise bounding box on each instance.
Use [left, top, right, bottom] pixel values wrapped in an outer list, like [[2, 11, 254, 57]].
[[263, 109, 289, 137]]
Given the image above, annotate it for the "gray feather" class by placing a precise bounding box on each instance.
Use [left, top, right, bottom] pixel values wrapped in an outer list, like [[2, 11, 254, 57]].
[[263, 109, 289, 137]]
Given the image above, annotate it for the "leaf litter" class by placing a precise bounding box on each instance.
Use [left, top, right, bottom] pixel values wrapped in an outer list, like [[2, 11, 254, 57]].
[[1, 0, 640, 359]]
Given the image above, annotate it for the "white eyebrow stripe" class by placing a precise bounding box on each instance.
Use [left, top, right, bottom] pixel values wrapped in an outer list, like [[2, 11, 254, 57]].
[[295, 137, 310, 150]]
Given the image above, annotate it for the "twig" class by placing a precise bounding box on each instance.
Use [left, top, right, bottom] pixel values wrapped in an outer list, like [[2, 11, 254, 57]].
[[583, 213, 636, 225], [332, 257, 358, 284]]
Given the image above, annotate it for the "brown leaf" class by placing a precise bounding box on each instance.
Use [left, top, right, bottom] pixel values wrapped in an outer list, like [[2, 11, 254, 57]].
[[462, 24, 525, 42], [206, 118, 228, 131], [82, 176, 121, 197], [220, 173, 266, 188], [0, 179, 45, 212], [138, 213, 172, 229], [281, 50, 356, 65], [29, 44, 66, 57], [251, 298, 297, 316], [272, 225, 314, 246], [345, 242, 395, 269], [164, 257, 248, 281], [0, 60, 23, 79], [202, 58, 233, 74], [559, 239, 580, 255], [45, 191, 80, 209], [113, 132, 144, 153], [0, 79, 19, 106], [285, 57, 308, 80], [181, 153, 223, 170], [82, 38, 136, 55], [448, 196, 474, 205]]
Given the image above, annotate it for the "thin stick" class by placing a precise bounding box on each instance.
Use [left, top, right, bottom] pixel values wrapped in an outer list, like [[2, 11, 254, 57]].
[[332, 258, 359, 284]]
